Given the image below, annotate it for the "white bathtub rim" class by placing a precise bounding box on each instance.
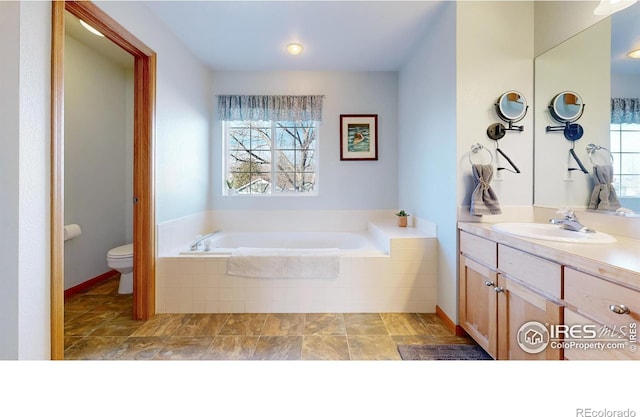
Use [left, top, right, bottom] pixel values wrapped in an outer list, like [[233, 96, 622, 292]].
[[176, 230, 388, 257]]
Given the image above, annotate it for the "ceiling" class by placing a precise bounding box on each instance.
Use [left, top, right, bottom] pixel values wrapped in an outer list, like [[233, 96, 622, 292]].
[[143, 0, 444, 71], [66, 1, 640, 75], [611, 1, 640, 75], [65, 11, 134, 69]]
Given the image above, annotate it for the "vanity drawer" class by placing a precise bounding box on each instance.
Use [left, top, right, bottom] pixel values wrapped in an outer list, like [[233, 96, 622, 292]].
[[460, 231, 497, 268], [497, 245, 561, 299], [564, 309, 638, 360], [564, 268, 640, 329]]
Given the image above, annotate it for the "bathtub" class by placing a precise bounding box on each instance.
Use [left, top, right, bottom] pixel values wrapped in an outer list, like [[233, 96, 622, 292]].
[[181, 231, 386, 256], [157, 218, 438, 314]]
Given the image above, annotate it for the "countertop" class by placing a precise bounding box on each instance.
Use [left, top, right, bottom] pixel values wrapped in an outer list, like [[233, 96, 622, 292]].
[[458, 222, 640, 291]]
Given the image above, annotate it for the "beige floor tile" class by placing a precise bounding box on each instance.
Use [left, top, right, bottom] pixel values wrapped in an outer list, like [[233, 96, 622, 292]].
[[302, 335, 350, 360], [432, 335, 477, 345], [219, 313, 268, 336], [206, 336, 259, 360], [64, 311, 122, 336], [173, 314, 230, 337], [118, 337, 169, 360], [415, 313, 444, 325], [155, 336, 215, 360], [391, 335, 437, 346], [347, 335, 401, 360], [380, 313, 429, 336], [90, 314, 145, 337], [64, 336, 130, 360], [131, 313, 190, 337], [253, 336, 302, 360], [63, 275, 485, 361], [344, 313, 388, 335], [425, 323, 455, 337], [304, 313, 346, 335], [262, 313, 305, 336], [84, 276, 120, 295]]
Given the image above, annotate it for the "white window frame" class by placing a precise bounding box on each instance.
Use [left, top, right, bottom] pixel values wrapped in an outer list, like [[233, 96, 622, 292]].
[[610, 122, 640, 198], [222, 120, 319, 197]]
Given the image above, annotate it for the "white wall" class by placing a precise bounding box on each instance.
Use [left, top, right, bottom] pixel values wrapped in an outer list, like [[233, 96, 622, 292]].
[[457, 1, 534, 213], [64, 35, 132, 289], [399, 2, 457, 321], [211, 71, 398, 210], [534, 19, 611, 208], [96, 1, 213, 224], [0, 1, 51, 359], [612, 73, 640, 97], [534, 1, 605, 56], [450, 1, 535, 321], [0, 0, 21, 359]]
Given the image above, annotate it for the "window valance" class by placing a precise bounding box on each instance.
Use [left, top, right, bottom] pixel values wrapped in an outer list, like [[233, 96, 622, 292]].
[[612, 98, 640, 124], [217, 95, 324, 122]]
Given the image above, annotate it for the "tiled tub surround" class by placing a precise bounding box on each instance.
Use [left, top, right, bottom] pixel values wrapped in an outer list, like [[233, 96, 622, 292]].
[[156, 211, 437, 314]]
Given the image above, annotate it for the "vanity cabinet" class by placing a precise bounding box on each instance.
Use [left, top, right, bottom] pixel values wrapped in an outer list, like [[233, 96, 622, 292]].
[[459, 251, 498, 357], [459, 230, 562, 360], [459, 223, 640, 360], [563, 268, 639, 360]]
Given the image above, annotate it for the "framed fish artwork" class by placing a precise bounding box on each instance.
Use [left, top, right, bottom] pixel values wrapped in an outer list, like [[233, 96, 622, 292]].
[[340, 114, 378, 161]]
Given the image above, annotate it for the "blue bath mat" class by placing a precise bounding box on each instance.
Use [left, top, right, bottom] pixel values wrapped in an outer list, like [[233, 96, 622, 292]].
[[397, 344, 493, 360]]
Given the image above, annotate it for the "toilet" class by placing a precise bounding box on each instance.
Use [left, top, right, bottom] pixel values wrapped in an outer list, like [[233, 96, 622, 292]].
[[107, 243, 133, 294]]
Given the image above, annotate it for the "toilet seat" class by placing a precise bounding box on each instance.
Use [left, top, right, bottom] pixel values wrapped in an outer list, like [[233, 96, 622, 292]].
[[107, 243, 133, 259]]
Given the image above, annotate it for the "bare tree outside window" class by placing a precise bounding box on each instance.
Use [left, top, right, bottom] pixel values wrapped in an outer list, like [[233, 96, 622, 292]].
[[226, 120, 317, 194]]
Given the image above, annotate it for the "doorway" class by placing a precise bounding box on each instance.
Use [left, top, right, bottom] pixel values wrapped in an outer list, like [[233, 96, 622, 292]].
[[51, 1, 157, 360]]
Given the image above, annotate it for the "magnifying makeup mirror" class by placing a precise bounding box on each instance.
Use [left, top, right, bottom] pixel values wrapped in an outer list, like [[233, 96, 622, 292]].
[[549, 91, 585, 123], [546, 91, 588, 173], [487, 90, 528, 140]]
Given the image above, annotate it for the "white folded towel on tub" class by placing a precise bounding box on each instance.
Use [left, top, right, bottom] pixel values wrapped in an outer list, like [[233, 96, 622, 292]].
[[227, 247, 340, 278]]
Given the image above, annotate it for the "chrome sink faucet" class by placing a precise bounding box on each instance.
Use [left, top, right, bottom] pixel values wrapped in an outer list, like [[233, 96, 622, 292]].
[[549, 210, 594, 233]]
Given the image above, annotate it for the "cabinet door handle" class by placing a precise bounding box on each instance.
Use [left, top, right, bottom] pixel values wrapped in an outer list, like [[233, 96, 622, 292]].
[[494, 287, 505, 293], [609, 304, 630, 315], [484, 281, 495, 287]]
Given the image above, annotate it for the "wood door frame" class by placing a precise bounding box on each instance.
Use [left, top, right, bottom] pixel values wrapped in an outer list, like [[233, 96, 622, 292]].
[[51, 0, 156, 360]]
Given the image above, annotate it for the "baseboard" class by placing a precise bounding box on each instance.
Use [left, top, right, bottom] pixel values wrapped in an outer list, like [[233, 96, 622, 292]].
[[64, 270, 119, 299], [436, 305, 467, 337]]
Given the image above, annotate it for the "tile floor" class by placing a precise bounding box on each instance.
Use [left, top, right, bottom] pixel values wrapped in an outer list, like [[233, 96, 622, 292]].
[[64, 275, 476, 360]]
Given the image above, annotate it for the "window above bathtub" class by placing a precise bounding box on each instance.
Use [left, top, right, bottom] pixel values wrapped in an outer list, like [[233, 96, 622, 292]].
[[218, 95, 323, 196]]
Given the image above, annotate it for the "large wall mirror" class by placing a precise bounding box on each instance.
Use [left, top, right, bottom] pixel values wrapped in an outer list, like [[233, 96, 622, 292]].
[[534, 2, 640, 217]]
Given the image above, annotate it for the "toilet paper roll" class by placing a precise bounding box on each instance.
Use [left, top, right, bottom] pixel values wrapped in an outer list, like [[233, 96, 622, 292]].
[[64, 224, 82, 241]]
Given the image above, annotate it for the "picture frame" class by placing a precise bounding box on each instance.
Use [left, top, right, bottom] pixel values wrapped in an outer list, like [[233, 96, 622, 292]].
[[340, 114, 378, 161]]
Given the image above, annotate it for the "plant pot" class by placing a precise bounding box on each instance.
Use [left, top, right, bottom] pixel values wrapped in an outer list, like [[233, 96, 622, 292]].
[[397, 216, 408, 227]]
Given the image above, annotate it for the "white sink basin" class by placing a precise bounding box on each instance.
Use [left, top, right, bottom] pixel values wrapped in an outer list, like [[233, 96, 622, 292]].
[[491, 222, 617, 244]]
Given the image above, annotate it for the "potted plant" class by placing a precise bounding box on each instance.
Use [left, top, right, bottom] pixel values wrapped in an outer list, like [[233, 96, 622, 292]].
[[225, 179, 236, 195], [395, 210, 410, 227]]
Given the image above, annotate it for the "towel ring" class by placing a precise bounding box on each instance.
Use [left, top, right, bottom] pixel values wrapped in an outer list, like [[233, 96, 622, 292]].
[[469, 143, 493, 165], [586, 144, 613, 165]]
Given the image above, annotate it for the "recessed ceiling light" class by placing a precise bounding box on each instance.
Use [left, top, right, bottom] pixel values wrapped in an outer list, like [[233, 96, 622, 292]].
[[286, 43, 303, 56], [627, 49, 640, 59], [79, 20, 105, 37]]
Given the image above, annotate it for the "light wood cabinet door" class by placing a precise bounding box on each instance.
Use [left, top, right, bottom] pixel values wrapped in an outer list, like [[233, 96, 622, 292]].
[[496, 274, 563, 360], [459, 255, 498, 359]]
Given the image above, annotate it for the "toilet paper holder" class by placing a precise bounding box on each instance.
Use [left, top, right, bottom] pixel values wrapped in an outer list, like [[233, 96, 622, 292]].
[[64, 224, 82, 241]]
